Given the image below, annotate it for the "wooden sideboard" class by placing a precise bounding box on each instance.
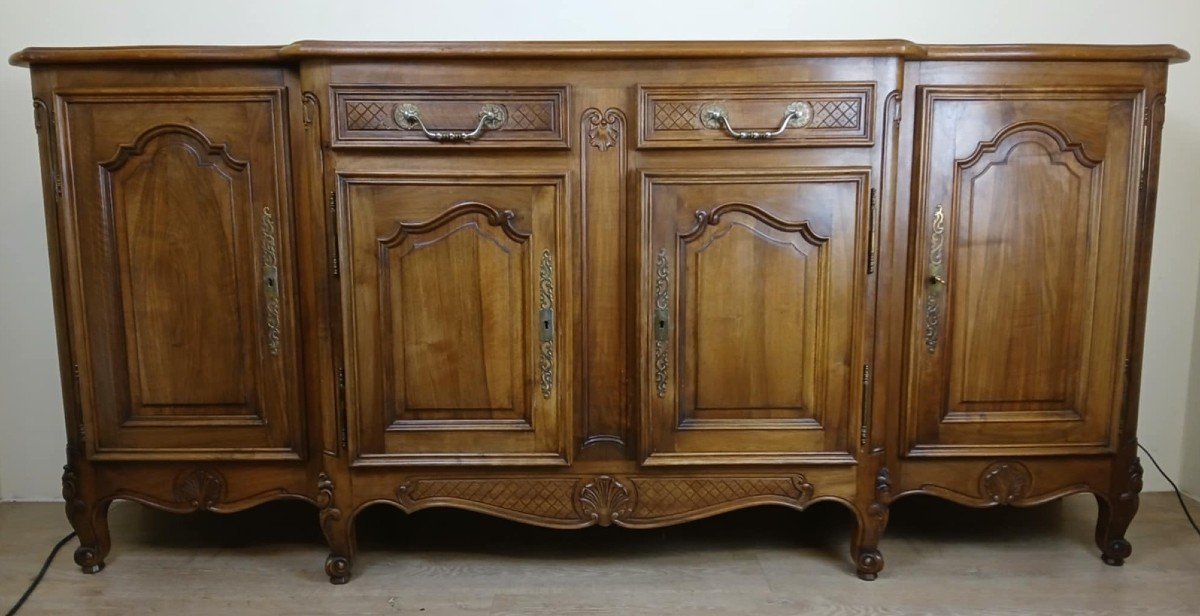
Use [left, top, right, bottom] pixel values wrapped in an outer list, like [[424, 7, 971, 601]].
[[10, 40, 1188, 583]]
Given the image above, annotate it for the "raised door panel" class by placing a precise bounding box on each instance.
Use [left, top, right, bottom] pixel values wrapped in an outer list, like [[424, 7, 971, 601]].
[[57, 89, 302, 459], [340, 174, 570, 466], [640, 170, 869, 465], [905, 88, 1143, 456]]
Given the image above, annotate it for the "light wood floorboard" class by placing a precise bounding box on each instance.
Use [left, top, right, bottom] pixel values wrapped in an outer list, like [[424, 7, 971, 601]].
[[1, 492, 1197, 615]]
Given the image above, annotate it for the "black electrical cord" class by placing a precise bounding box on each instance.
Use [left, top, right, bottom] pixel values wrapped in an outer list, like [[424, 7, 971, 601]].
[[4, 531, 75, 616], [1138, 442, 1200, 539]]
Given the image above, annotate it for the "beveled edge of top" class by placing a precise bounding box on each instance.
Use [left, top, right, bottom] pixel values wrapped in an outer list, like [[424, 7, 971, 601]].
[[9, 40, 1190, 67]]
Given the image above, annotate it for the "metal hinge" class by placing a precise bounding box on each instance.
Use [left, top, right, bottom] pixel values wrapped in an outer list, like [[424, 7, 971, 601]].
[[1139, 106, 1154, 194], [70, 363, 82, 410], [336, 366, 348, 450], [1118, 357, 1131, 436], [860, 364, 873, 447], [328, 191, 341, 278], [867, 188, 878, 274]]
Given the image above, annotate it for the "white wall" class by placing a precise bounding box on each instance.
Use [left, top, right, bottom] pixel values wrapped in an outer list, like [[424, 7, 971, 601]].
[[1, 0, 1197, 500]]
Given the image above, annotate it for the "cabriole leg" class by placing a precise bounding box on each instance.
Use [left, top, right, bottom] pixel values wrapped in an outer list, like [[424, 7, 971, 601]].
[[318, 472, 355, 584], [67, 498, 111, 574], [851, 504, 888, 581], [1095, 492, 1138, 566]]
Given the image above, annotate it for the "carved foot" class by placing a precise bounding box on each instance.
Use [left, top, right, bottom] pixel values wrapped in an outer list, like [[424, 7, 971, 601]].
[[74, 546, 105, 574], [325, 554, 351, 584], [1094, 466, 1138, 568], [855, 548, 884, 581], [1101, 538, 1132, 566]]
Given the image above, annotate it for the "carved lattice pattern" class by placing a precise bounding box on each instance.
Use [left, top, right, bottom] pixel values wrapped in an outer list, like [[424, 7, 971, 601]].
[[810, 99, 861, 129], [345, 102, 394, 130], [631, 477, 805, 517], [345, 101, 553, 131], [404, 478, 579, 519], [654, 102, 701, 130], [505, 103, 553, 130]]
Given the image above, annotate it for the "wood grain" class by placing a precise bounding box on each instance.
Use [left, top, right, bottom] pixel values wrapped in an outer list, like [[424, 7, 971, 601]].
[[12, 41, 1183, 585]]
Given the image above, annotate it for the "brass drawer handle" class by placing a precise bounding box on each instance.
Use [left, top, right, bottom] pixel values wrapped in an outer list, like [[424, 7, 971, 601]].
[[393, 102, 507, 142], [700, 101, 813, 140]]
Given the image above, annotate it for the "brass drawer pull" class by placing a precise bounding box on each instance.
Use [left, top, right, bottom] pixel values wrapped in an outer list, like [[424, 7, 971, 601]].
[[393, 102, 507, 142], [700, 101, 813, 140]]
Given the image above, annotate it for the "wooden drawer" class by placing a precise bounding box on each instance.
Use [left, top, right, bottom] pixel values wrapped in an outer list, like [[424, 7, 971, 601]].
[[638, 83, 874, 148], [332, 86, 569, 148]]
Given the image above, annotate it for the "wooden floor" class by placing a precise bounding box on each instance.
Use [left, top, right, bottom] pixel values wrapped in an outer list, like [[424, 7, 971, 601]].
[[1, 492, 1197, 615]]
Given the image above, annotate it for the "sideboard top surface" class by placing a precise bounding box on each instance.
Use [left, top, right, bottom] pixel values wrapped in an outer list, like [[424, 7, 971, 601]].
[[9, 40, 1190, 67]]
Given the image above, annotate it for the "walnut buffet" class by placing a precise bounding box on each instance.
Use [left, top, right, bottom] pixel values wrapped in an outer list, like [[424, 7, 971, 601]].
[[10, 40, 1188, 583]]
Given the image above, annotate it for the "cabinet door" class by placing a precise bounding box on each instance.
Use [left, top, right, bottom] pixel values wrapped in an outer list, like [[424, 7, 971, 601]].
[[339, 174, 570, 466], [904, 88, 1143, 456], [57, 89, 302, 459], [639, 170, 870, 465]]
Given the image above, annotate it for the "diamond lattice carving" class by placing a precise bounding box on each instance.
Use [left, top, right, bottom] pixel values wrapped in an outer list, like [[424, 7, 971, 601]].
[[505, 103, 553, 130], [345, 102, 394, 130], [631, 476, 812, 517], [654, 102, 700, 130], [810, 100, 861, 129], [400, 478, 580, 519]]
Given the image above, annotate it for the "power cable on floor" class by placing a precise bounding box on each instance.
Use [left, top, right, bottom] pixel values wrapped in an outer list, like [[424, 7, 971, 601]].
[[4, 531, 75, 616]]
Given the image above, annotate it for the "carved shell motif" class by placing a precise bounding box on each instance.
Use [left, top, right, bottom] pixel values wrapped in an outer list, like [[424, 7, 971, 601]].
[[979, 462, 1032, 505], [579, 476, 631, 526], [173, 469, 226, 510]]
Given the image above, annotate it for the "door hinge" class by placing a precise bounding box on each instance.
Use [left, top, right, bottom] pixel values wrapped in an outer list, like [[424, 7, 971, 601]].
[[1139, 105, 1154, 195], [328, 191, 341, 278], [1119, 356, 1132, 437], [860, 363, 873, 447], [867, 188, 878, 274], [336, 366, 348, 450], [70, 363, 83, 411]]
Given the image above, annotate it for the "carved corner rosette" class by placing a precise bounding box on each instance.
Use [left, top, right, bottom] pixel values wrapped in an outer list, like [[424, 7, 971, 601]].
[[61, 446, 86, 516], [868, 467, 892, 520], [791, 475, 816, 505], [316, 472, 343, 536], [173, 469, 226, 511], [578, 476, 632, 526], [1120, 457, 1144, 502], [979, 461, 1032, 505]]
